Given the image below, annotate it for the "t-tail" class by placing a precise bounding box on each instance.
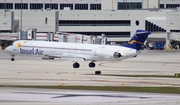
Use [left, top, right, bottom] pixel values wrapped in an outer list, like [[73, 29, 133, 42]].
[[124, 30, 151, 50]]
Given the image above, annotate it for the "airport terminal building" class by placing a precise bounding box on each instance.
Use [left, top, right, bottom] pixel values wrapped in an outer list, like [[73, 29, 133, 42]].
[[0, 0, 180, 46]]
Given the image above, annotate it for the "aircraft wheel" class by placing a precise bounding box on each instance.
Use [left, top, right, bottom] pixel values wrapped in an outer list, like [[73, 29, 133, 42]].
[[11, 58, 15, 61], [50, 58, 54, 60], [89, 62, 95, 68], [73, 62, 80, 68]]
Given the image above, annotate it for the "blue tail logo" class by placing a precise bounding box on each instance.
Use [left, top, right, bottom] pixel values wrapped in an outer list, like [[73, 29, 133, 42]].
[[124, 30, 151, 50], [128, 40, 144, 45]]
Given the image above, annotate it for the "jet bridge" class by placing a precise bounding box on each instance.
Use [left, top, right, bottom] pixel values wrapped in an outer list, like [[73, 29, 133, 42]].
[[169, 32, 180, 49], [170, 32, 180, 42]]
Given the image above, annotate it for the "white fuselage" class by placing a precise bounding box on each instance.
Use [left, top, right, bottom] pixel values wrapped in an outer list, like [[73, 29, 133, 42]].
[[6, 40, 141, 62]]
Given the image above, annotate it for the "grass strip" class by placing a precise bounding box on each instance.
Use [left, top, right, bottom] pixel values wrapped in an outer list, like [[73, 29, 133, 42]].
[[100, 74, 178, 78], [1, 85, 180, 94]]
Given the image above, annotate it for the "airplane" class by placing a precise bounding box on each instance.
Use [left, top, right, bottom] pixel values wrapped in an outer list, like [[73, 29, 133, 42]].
[[5, 29, 151, 68]]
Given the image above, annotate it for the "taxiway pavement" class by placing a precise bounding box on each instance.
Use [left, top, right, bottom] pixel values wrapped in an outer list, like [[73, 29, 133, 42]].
[[0, 87, 180, 105], [1, 50, 180, 105], [0, 50, 180, 87]]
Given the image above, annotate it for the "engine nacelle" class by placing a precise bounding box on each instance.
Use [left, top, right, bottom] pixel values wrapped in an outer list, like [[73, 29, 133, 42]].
[[113, 52, 122, 58], [96, 50, 122, 58]]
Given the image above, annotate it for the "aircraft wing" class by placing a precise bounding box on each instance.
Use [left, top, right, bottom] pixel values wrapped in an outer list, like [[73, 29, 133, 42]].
[[43, 53, 91, 62]]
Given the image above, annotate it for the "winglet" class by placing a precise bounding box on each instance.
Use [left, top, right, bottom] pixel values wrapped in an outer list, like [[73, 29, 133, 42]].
[[123, 30, 151, 50]]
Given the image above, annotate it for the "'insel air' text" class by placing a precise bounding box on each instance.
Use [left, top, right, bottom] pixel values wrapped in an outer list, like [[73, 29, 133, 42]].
[[20, 48, 43, 55]]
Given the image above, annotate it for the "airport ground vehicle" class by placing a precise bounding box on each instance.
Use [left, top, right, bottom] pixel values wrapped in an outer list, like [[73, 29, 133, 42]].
[[155, 42, 164, 50]]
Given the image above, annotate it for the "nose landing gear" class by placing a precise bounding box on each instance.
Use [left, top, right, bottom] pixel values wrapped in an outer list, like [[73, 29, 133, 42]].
[[11, 58, 15, 61], [11, 55, 15, 61]]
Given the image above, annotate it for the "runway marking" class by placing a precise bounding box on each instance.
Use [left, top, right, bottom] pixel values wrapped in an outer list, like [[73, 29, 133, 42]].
[[12, 92, 155, 99], [98, 62, 125, 68], [71, 72, 76, 75], [98, 63, 105, 66], [60, 83, 66, 86], [124, 61, 180, 64], [133, 81, 180, 86], [45, 71, 49, 74], [120, 84, 125, 87]]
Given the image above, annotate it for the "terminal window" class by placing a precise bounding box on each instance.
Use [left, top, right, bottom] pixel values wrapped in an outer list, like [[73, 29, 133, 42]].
[[166, 4, 180, 8], [170, 30, 180, 32], [30, 3, 43, 9], [68, 32, 131, 37], [45, 3, 58, 9], [15, 3, 28, 9], [60, 4, 73, 10], [118, 2, 142, 10], [0, 3, 13, 9], [0, 30, 11, 33], [159, 4, 164, 8], [75, 4, 88, 10], [90, 4, 101, 10], [59, 20, 131, 26]]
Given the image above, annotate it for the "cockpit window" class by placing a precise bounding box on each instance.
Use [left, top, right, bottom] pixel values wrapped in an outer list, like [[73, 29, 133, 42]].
[[10, 42, 14, 46]]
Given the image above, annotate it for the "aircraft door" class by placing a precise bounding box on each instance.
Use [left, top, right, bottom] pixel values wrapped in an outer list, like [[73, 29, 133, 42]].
[[93, 48, 97, 56]]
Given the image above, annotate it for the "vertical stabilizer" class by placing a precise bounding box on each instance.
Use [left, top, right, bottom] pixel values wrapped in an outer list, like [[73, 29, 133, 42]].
[[124, 30, 151, 50]]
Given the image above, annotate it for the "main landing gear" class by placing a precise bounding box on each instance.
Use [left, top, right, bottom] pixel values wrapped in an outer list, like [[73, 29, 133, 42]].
[[89, 62, 95, 68], [72, 61, 96, 68], [11, 55, 15, 61], [73, 62, 80, 68]]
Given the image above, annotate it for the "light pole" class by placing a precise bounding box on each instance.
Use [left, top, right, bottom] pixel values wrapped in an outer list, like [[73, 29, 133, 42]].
[[49, 0, 52, 9], [4, 0, 6, 17], [20, 0, 22, 31]]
